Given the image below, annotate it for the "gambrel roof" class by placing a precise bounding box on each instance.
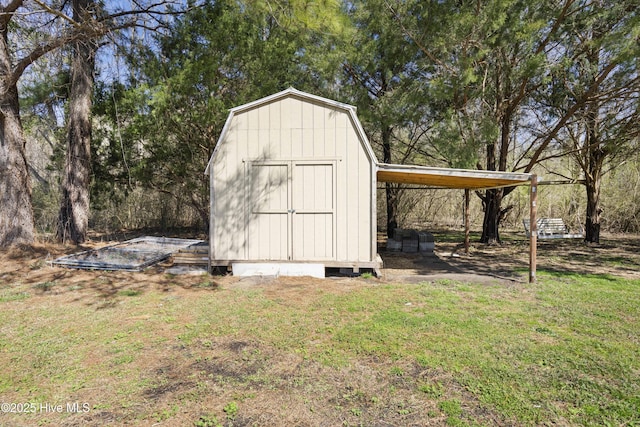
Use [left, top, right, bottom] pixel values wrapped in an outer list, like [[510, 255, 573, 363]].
[[204, 87, 376, 175]]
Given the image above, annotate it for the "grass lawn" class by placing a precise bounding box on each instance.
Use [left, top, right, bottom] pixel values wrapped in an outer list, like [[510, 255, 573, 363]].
[[0, 234, 638, 426]]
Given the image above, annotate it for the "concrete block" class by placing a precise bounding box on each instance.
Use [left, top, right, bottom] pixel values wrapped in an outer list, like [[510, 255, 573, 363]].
[[232, 263, 325, 278], [419, 242, 435, 252], [386, 239, 402, 251]]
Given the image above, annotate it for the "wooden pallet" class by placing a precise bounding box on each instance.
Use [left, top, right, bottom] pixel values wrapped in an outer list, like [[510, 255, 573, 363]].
[[172, 243, 209, 266]]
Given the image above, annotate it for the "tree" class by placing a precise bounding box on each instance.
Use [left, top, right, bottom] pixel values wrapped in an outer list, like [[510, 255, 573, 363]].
[[1, 1, 183, 246], [462, 0, 575, 244], [1, 1, 38, 246], [0, 1, 94, 246], [56, 0, 99, 244], [397, 0, 618, 244], [399, 0, 522, 242], [341, 0, 424, 236], [543, 0, 640, 243]]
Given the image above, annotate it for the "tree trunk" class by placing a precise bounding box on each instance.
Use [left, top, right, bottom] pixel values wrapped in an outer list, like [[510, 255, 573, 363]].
[[584, 178, 601, 243], [0, 34, 35, 246], [57, 0, 97, 244], [480, 188, 503, 244], [382, 125, 398, 237], [385, 182, 399, 238], [584, 133, 604, 244], [581, 22, 605, 245], [479, 59, 516, 245], [480, 131, 502, 244]]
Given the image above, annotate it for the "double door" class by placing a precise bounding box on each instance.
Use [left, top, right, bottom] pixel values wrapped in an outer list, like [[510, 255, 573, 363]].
[[248, 160, 336, 261]]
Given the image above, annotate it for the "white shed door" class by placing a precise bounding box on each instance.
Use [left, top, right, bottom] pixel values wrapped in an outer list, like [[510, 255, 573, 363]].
[[292, 162, 335, 260], [248, 161, 335, 261], [248, 163, 289, 260]]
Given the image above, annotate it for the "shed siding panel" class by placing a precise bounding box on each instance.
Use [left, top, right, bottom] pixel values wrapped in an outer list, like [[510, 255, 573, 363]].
[[313, 127, 325, 157], [288, 98, 302, 129], [312, 103, 325, 157], [213, 128, 247, 260], [258, 102, 270, 130], [270, 100, 281, 132], [359, 152, 373, 259], [335, 122, 347, 261], [302, 100, 313, 130], [247, 129, 258, 158], [236, 111, 248, 130], [293, 214, 333, 259], [324, 115, 336, 158], [346, 124, 360, 260], [337, 122, 347, 262], [247, 107, 259, 130], [303, 128, 314, 157], [269, 128, 280, 159], [321, 107, 333, 156], [248, 213, 288, 260], [280, 129, 292, 159], [291, 129, 303, 158]]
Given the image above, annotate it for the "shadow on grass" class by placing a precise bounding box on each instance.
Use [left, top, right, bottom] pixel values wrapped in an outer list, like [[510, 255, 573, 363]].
[[0, 248, 221, 309], [380, 229, 640, 283]]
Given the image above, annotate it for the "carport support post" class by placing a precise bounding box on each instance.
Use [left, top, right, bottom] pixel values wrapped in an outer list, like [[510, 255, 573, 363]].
[[529, 175, 538, 283], [464, 189, 470, 254]]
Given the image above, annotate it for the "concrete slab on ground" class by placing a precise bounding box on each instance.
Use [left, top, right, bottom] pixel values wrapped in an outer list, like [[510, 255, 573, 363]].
[[165, 265, 209, 275], [232, 263, 325, 278]]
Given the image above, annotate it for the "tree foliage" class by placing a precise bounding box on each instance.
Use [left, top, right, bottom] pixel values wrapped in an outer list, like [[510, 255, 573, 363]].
[[14, 0, 640, 243], [389, 0, 640, 242], [91, 0, 347, 228], [541, 0, 640, 242]]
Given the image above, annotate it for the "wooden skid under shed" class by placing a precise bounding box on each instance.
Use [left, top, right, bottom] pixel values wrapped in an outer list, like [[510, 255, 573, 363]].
[[171, 242, 209, 266]]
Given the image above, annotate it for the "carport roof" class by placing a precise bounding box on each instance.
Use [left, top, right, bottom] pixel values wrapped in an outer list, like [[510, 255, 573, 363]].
[[376, 163, 533, 190]]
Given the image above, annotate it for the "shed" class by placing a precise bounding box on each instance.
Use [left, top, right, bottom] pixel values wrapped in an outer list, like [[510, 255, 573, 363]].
[[205, 88, 538, 281], [204, 88, 381, 276]]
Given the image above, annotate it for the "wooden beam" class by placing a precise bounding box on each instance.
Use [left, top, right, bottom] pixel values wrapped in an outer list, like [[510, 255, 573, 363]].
[[464, 189, 470, 254], [529, 175, 538, 283]]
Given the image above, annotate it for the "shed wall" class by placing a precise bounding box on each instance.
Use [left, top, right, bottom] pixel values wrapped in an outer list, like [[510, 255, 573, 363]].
[[210, 95, 374, 264]]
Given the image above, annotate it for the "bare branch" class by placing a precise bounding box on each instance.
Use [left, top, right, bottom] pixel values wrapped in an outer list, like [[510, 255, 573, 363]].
[[10, 22, 106, 89], [0, 0, 23, 29], [4, 1, 188, 94], [524, 61, 618, 172], [0, 0, 23, 16], [101, 1, 184, 24], [31, 0, 77, 27]]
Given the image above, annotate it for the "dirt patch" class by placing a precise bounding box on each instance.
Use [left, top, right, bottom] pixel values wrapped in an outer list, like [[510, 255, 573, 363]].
[[379, 231, 640, 283], [2, 231, 638, 307]]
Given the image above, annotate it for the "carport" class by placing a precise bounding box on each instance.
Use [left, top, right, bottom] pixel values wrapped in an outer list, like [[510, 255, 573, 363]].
[[376, 163, 539, 283]]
